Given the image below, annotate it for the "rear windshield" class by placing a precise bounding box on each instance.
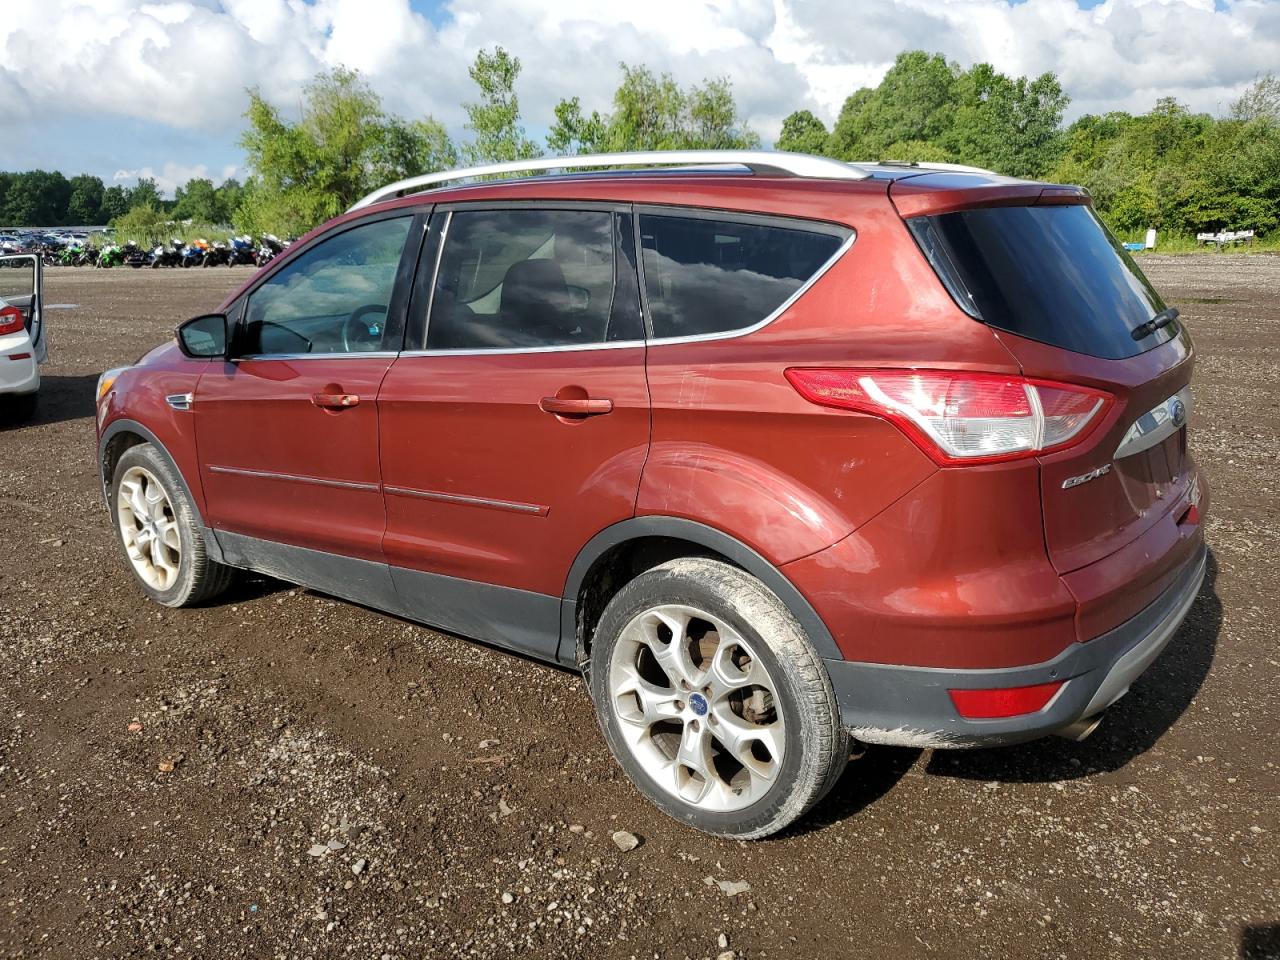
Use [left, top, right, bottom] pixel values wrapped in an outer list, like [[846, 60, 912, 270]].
[[907, 204, 1176, 360]]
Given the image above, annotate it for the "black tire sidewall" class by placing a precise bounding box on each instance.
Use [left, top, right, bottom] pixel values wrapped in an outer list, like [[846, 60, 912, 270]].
[[590, 560, 836, 838]]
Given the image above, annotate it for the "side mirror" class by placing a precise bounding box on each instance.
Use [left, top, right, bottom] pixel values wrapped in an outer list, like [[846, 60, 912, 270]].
[[176, 313, 228, 359]]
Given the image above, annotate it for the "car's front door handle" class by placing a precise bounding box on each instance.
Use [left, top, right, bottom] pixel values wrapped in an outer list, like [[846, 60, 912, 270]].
[[539, 396, 613, 417], [312, 392, 360, 410]]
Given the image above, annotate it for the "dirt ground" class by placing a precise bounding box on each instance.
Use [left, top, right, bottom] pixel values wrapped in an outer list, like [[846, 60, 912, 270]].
[[0, 257, 1276, 960]]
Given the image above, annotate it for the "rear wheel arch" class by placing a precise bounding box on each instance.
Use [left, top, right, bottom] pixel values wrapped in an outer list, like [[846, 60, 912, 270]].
[[561, 517, 841, 670]]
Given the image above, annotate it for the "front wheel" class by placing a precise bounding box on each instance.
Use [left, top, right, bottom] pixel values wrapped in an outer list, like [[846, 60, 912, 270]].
[[590, 557, 849, 839], [111, 443, 235, 607]]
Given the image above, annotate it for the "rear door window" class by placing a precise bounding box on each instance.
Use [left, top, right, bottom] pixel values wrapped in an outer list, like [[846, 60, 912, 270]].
[[426, 209, 641, 350], [638, 214, 847, 340], [907, 204, 1176, 360]]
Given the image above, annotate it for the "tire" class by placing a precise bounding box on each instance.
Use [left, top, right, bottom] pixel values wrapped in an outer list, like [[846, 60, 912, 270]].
[[589, 557, 849, 839], [110, 443, 235, 607]]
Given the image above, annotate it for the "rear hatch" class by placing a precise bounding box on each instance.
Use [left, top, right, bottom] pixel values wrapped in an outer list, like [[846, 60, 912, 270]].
[[892, 178, 1200, 627]]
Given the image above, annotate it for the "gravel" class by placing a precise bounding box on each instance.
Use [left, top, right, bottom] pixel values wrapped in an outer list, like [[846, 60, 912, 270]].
[[0, 259, 1277, 958]]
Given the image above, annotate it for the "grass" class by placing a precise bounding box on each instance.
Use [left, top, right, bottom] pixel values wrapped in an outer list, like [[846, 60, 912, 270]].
[[1124, 232, 1280, 255]]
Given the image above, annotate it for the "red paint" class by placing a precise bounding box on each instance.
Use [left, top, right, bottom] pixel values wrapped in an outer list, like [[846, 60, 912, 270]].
[[194, 357, 394, 561], [949, 681, 1064, 719], [378, 349, 649, 595], [100, 164, 1207, 684]]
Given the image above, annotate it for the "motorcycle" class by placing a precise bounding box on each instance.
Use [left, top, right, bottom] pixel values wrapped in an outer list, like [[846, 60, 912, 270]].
[[149, 239, 185, 269], [256, 234, 286, 267], [180, 240, 208, 268], [97, 245, 124, 269], [122, 243, 150, 269], [202, 241, 231, 267], [227, 236, 256, 267]]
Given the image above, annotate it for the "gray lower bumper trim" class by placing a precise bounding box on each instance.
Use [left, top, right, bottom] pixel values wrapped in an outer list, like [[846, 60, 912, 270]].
[[824, 543, 1208, 748]]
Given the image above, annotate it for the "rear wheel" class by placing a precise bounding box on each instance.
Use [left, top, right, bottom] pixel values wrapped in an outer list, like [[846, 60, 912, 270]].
[[589, 557, 848, 839], [111, 443, 234, 607]]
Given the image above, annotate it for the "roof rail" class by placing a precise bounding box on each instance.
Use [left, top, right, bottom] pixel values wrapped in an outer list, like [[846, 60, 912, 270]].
[[348, 150, 871, 211], [857, 160, 998, 175]]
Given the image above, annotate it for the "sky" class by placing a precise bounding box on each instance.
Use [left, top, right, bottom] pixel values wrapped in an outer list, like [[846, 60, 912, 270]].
[[0, 0, 1276, 195]]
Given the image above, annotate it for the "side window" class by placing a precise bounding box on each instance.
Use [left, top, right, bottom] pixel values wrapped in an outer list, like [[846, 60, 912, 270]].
[[639, 214, 847, 340], [426, 209, 622, 350], [241, 216, 412, 356]]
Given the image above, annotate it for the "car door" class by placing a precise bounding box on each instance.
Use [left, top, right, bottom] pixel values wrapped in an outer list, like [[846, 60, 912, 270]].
[[0, 254, 46, 362], [193, 211, 423, 600], [377, 205, 650, 659]]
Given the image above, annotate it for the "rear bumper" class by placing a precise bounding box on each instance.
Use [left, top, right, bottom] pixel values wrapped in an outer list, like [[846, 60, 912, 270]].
[[825, 540, 1207, 748], [0, 345, 39, 395]]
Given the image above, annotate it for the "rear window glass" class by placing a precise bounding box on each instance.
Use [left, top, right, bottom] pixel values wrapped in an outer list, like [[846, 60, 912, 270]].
[[639, 214, 846, 340], [908, 204, 1175, 360]]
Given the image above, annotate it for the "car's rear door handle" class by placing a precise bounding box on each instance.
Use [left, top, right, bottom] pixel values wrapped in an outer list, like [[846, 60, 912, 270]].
[[312, 392, 360, 409], [539, 396, 613, 417]]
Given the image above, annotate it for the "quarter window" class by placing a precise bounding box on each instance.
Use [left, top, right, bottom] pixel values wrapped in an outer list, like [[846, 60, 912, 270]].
[[241, 216, 412, 356], [638, 214, 846, 340], [427, 209, 633, 350]]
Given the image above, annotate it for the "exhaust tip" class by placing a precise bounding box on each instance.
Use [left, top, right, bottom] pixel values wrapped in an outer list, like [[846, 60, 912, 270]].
[[1055, 713, 1104, 742]]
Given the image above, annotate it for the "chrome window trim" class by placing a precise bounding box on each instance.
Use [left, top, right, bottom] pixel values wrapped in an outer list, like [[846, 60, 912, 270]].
[[1114, 386, 1193, 460], [233, 351, 401, 362], [401, 207, 855, 358]]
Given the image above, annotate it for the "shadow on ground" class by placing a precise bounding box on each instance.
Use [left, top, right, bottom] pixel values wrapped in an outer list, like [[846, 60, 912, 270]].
[[0, 373, 98, 430]]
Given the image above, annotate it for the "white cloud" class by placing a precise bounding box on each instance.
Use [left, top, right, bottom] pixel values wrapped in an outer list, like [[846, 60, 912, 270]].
[[1, 0, 1277, 174], [113, 163, 240, 194]]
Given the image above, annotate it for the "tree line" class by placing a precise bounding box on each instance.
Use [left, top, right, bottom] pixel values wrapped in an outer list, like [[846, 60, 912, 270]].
[[3, 48, 1277, 244]]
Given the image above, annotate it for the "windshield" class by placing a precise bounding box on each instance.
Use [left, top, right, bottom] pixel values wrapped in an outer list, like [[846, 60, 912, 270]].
[[908, 204, 1177, 360]]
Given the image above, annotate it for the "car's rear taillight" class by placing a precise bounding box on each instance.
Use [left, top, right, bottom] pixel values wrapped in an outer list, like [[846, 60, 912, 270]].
[[785, 368, 1112, 465], [0, 306, 24, 337]]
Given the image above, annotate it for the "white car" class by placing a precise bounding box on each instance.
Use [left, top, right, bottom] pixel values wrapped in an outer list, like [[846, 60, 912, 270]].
[[0, 254, 47, 420]]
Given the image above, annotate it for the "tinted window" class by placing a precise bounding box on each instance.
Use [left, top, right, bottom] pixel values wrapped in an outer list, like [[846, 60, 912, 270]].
[[639, 214, 845, 340], [427, 209, 633, 350], [908, 205, 1175, 360], [242, 217, 411, 355]]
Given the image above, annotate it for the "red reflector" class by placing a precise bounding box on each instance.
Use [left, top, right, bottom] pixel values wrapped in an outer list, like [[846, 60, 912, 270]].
[[948, 681, 1064, 719], [7, 353, 32, 361]]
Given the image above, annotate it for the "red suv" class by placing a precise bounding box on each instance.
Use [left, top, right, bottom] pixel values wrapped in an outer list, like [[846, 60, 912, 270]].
[[96, 150, 1208, 838]]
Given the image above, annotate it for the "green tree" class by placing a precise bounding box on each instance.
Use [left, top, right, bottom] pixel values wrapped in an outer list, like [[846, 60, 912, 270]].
[[828, 51, 958, 160], [128, 177, 162, 211], [570, 64, 760, 153], [546, 96, 607, 155], [463, 47, 541, 164], [776, 110, 830, 155], [172, 178, 220, 222], [67, 174, 106, 224], [1230, 74, 1280, 123], [942, 65, 1068, 177], [1, 171, 72, 226], [239, 67, 457, 234], [101, 184, 131, 221]]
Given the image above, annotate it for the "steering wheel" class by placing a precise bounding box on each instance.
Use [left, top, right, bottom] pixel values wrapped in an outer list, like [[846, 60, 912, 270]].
[[342, 304, 389, 352]]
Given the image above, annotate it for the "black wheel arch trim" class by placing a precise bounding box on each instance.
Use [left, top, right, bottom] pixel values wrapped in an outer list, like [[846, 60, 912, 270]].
[[98, 419, 206, 527], [558, 516, 842, 664]]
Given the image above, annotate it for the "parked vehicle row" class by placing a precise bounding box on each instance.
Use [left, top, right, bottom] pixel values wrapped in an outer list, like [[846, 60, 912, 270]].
[[0, 231, 289, 269]]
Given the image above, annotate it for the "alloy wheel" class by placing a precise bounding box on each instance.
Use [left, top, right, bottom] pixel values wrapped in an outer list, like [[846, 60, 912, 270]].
[[116, 466, 182, 591], [607, 604, 785, 812]]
